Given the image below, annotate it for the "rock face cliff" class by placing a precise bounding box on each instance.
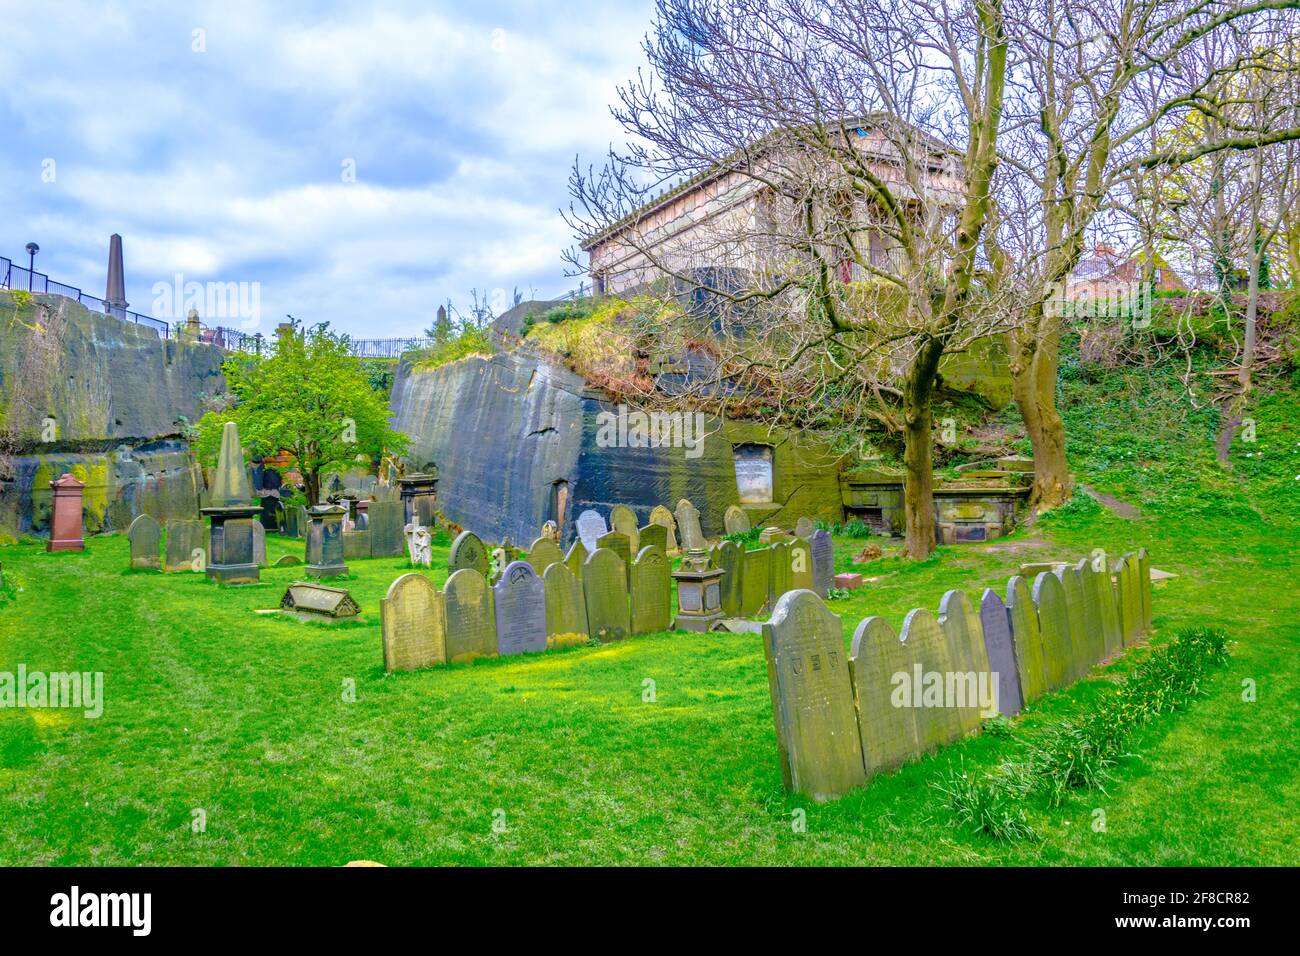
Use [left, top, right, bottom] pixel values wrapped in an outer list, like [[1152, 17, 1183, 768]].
[[0, 291, 226, 535], [389, 348, 846, 545]]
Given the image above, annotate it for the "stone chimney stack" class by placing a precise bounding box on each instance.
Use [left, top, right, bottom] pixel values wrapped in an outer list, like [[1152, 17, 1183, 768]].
[[105, 233, 128, 310]]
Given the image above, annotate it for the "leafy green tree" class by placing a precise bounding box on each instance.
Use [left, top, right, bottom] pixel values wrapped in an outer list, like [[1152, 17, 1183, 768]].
[[195, 323, 407, 504]]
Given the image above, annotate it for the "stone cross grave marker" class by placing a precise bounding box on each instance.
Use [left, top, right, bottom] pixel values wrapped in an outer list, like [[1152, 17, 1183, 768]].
[[493, 561, 548, 656], [381, 573, 446, 672], [762, 590, 865, 802]]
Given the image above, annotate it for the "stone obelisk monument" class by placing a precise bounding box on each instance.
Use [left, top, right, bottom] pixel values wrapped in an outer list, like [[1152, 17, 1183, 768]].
[[104, 233, 128, 312], [201, 422, 261, 584]]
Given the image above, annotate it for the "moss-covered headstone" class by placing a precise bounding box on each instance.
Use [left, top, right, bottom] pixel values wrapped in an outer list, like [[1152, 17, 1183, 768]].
[[762, 590, 865, 802], [1114, 554, 1141, 646], [381, 573, 446, 672], [711, 539, 743, 617], [367, 500, 406, 558], [163, 518, 204, 572], [1032, 572, 1073, 691], [723, 505, 750, 535], [1072, 559, 1107, 670], [1136, 547, 1153, 632], [979, 588, 1023, 716], [789, 537, 814, 593], [444, 568, 497, 663], [648, 505, 678, 552], [596, 531, 632, 586], [582, 547, 629, 643], [609, 505, 640, 553], [526, 536, 564, 575], [637, 522, 666, 556], [937, 589, 993, 733], [1006, 575, 1047, 704], [900, 607, 964, 752], [741, 547, 770, 617], [809, 529, 833, 599], [564, 539, 587, 581], [769, 540, 792, 602], [543, 562, 588, 645], [1054, 565, 1091, 681], [449, 530, 489, 576], [630, 546, 671, 634], [850, 615, 918, 776]]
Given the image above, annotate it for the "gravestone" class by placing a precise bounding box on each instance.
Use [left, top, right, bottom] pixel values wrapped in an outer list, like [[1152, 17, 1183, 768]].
[[768, 541, 792, 602], [128, 514, 161, 570], [1052, 565, 1089, 681], [1005, 575, 1048, 705], [280, 583, 360, 619], [609, 505, 640, 553], [899, 607, 964, 752], [305, 505, 347, 578], [740, 548, 771, 617], [443, 568, 497, 663], [298, 506, 310, 540], [1032, 572, 1073, 691], [674, 499, 705, 551], [381, 573, 446, 672], [850, 616, 919, 776], [637, 522, 667, 556], [723, 505, 750, 535], [405, 523, 432, 567], [794, 516, 815, 540], [449, 530, 489, 576], [526, 536, 564, 574], [937, 589, 994, 734], [367, 500, 406, 558], [163, 519, 204, 573], [1136, 547, 1153, 633], [582, 548, 630, 643], [543, 563, 588, 644], [47, 473, 86, 552], [274, 554, 301, 566], [762, 590, 865, 802], [564, 539, 587, 581], [1072, 559, 1107, 671], [1090, 550, 1123, 657], [711, 539, 743, 617], [282, 504, 301, 538], [979, 588, 1023, 716], [1114, 554, 1141, 646], [252, 521, 268, 566], [630, 546, 671, 635], [342, 529, 369, 560], [493, 561, 548, 656], [576, 509, 608, 553], [596, 531, 632, 586], [789, 537, 814, 593], [809, 530, 833, 599], [648, 505, 678, 552]]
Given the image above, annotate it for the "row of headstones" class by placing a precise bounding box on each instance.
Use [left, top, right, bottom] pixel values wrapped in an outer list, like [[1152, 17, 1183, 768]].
[[127, 515, 219, 571], [710, 529, 835, 614], [764, 548, 1154, 802], [287, 500, 407, 559], [381, 544, 673, 672]]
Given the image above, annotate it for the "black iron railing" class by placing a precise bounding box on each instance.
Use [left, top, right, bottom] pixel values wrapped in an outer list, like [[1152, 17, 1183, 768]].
[[1, 255, 170, 338]]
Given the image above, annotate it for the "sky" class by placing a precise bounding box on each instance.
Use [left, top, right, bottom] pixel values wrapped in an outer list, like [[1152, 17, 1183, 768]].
[[0, 0, 654, 338]]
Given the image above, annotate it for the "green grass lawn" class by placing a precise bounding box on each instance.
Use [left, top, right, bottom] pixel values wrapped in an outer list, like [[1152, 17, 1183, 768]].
[[1, 496, 1295, 865]]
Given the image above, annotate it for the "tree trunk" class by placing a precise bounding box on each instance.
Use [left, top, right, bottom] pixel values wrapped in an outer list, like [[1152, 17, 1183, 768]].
[[900, 339, 945, 559], [304, 470, 320, 507], [1009, 311, 1072, 509]]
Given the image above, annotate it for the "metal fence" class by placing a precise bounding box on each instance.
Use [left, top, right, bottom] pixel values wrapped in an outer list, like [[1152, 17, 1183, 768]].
[[1, 256, 171, 338]]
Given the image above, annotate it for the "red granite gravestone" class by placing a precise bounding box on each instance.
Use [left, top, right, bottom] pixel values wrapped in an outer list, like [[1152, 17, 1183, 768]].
[[48, 474, 86, 553]]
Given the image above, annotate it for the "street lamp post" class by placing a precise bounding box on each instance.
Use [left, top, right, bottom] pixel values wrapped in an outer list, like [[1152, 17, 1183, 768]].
[[24, 242, 39, 291]]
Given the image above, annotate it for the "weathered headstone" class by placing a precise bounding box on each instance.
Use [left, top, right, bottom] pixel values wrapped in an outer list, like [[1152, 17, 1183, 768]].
[[851, 615, 919, 775], [274, 554, 301, 566], [1005, 575, 1048, 705], [1032, 572, 1073, 691], [342, 528, 369, 561], [809, 529, 833, 599], [937, 589, 994, 733], [576, 509, 608, 553], [609, 505, 640, 553], [525, 536, 564, 575], [305, 504, 347, 578], [47, 473, 86, 553], [1090, 550, 1123, 658], [449, 530, 489, 576], [381, 573, 446, 672], [298, 505, 310, 540], [1072, 559, 1107, 670], [596, 531, 632, 586], [723, 504, 750, 535], [740, 547, 771, 617], [637, 522, 667, 556], [768, 540, 792, 602], [543, 562, 588, 644], [1113, 554, 1140, 646], [1054, 564, 1091, 681], [648, 505, 678, 552], [900, 607, 964, 751], [979, 588, 1023, 716], [1136, 547, 1153, 633], [711, 539, 743, 617], [282, 504, 301, 538], [789, 537, 814, 593], [252, 520, 268, 566], [582, 548, 630, 643], [630, 546, 671, 635], [493, 561, 548, 656], [443, 568, 497, 663], [793, 516, 815, 540], [564, 539, 587, 581], [163, 518, 204, 572], [367, 500, 406, 558], [762, 590, 865, 802], [833, 572, 863, 590], [674, 498, 706, 551], [128, 514, 161, 570], [279, 582, 360, 618]]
